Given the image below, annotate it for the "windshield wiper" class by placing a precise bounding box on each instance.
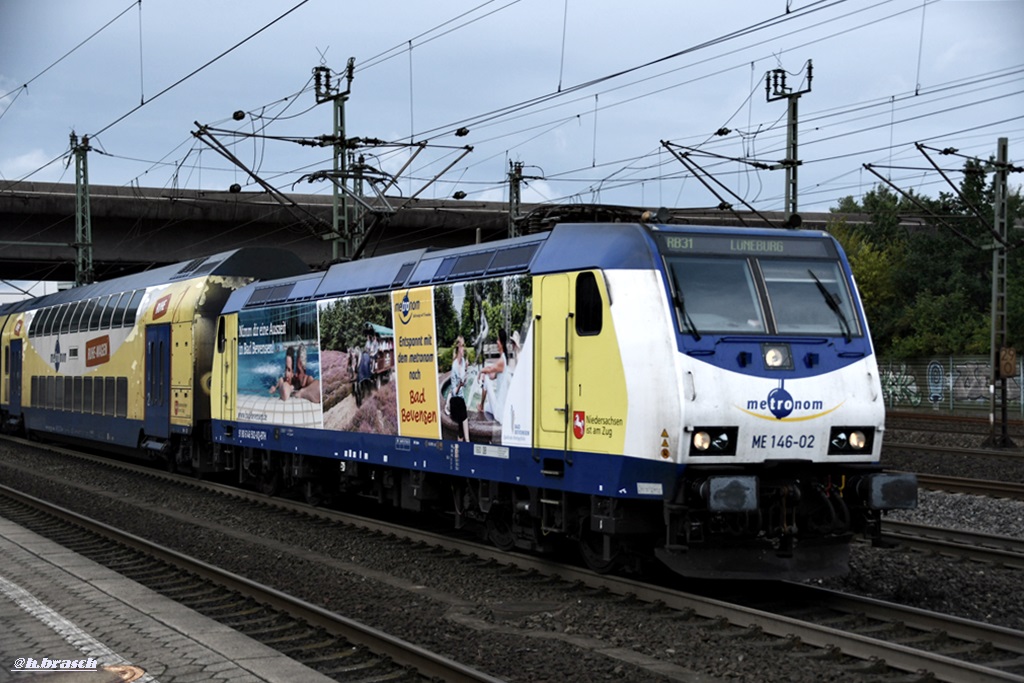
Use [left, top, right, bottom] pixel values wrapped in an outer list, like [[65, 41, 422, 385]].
[[671, 276, 702, 341], [808, 269, 852, 343]]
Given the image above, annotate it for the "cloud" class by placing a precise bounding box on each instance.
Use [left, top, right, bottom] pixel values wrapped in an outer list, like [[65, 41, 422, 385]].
[[0, 148, 67, 182]]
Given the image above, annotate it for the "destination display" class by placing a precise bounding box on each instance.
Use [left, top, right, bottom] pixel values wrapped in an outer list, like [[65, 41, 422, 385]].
[[657, 233, 836, 258]]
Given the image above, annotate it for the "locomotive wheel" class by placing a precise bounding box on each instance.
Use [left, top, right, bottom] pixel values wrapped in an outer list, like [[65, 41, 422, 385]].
[[486, 505, 516, 551], [303, 480, 323, 507], [259, 468, 281, 496], [578, 524, 624, 574]]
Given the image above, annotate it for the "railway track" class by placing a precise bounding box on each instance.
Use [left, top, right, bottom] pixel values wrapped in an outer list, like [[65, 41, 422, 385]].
[[3, 435, 1024, 682], [886, 441, 1024, 460], [881, 520, 1024, 569], [914, 473, 1024, 500], [731, 581, 1024, 682], [0, 483, 500, 683]]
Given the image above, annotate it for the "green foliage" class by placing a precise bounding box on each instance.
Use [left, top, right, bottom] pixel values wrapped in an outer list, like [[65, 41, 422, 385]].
[[887, 290, 989, 357], [830, 159, 1023, 359]]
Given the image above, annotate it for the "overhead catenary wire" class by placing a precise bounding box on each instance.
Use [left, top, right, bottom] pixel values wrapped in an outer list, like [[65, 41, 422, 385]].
[[3, 0, 1018, 228]]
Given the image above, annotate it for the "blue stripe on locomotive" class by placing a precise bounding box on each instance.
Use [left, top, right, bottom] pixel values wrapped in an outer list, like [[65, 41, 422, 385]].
[[215, 418, 679, 499]]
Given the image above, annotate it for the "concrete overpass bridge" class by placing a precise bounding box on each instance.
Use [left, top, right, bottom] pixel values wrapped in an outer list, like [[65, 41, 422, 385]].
[[1, 181, 854, 283]]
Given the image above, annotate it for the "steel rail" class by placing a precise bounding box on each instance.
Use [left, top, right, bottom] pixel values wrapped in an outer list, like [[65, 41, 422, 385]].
[[5, 435, 1024, 681], [0, 483, 503, 683], [914, 473, 1024, 500], [886, 441, 1024, 459], [882, 520, 1024, 569]]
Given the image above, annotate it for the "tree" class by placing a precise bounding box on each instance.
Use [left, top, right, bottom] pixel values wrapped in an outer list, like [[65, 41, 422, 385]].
[[829, 159, 1023, 358]]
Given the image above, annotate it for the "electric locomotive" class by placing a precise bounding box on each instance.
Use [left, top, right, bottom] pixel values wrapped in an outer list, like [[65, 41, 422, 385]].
[[208, 222, 917, 579]]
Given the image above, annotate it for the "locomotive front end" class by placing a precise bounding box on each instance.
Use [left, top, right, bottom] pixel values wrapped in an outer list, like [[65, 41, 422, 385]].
[[653, 228, 917, 579]]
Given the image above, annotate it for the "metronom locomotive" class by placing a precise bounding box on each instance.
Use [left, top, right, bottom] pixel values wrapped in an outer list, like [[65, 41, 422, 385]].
[[1, 222, 917, 579]]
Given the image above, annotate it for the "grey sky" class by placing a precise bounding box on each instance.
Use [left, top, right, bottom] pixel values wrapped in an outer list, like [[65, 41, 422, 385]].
[[1, 0, 1021, 220]]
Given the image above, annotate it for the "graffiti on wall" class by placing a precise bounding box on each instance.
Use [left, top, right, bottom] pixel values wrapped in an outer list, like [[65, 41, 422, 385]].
[[880, 356, 1022, 413], [881, 362, 922, 407]]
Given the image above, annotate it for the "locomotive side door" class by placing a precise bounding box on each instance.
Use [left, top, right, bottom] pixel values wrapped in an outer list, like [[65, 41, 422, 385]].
[[213, 316, 236, 420], [564, 271, 626, 456], [9, 339, 22, 416], [535, 274, 571, 451], [144, 324, 171, 439]]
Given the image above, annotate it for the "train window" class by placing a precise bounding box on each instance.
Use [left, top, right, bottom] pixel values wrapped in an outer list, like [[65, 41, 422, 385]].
[[31, 376, 39, 406], [217, 317, 227, 354], [124, 290, 144, 327], [93, 378, 104, 415], [761, 260, 859, 337], [89, 297, 104, 331], [101, 294, 122, 328], [575, 272, 603, 336], [38, 307, 51, 336], [409, 257, 444, 284], [44, 306, 61, 336], [666, 257, 765, 334], [90, 296, 108, 330], [51, 304, 69, 335], [433, 256, 458, 280], [490, 244, 539, 272], [111, 292, 132, 326], [78, 299, 98, 333], [246, 287, 275, 306], [392, 262, 416, 287], [265, 284, 295, 303], [64, 302, 78, 333], [40, 307, 57, 336], [83, 376, 93, 413], [55, 304, 69, 334], [73, 376, 83, 412], [450, 252, 494, 278], [45, 306, 61, 335], [69, 300, 87, 333], [54, 304, 67, 334], [55, 375, 65, 410], [104, 377, 116, 416], [174, 257, 207, 278], [116, 377, 128, 417]]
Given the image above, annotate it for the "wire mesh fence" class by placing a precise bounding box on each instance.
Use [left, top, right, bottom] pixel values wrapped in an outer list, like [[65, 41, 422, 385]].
[[878, 356, 1023, 416]]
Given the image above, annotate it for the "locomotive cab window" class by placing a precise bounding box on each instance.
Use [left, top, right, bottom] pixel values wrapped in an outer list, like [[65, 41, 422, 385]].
[[659, 234, 860, 339], [575, 271, 603, 336], [667, 257, 765, 334], [761, 260, 860, 337]]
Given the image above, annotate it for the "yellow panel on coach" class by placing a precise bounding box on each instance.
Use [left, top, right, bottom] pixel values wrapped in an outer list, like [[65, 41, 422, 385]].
[[210, 312, 239, 423], [0, 310, 21, 406], [139, 278, 216, 429], [533, 270, 628, 453]]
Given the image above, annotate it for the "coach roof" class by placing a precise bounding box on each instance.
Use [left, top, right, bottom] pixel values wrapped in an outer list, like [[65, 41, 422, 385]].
[[228, 224, 660, 312], [13, 247, 309, 312]]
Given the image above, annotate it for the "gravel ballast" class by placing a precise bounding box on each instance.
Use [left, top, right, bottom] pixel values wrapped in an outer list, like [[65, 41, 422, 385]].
[[1, 438, 1022, 682]]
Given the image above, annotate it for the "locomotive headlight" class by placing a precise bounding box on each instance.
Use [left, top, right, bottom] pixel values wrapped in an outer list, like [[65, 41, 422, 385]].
[[761, 343, 793, 369], [828, 427, 875, 454], [689, 427, 739, 456]]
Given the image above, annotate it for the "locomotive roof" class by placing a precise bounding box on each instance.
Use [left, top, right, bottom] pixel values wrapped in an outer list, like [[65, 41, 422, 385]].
[[227, 223, 663, 312], [226, 223, 841, 312], [9, 247, 309, 313]]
